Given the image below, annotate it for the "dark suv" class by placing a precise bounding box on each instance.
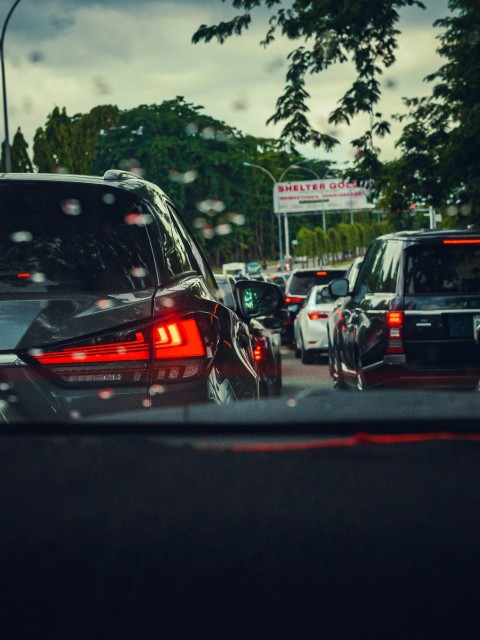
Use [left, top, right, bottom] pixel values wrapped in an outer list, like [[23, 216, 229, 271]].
[[326, 229, 480, 390], [283, 267, 346, 342], [0, 172, 283, 421]]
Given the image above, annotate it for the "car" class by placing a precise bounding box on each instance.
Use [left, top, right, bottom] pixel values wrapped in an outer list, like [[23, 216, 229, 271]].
[[282, 267, 346, 342], [326, 229, 480, 391], [246, 261, 262, 276], [266, 272, 289, 292], [215, 272, 283, 396], [293, 284, 336, 364], [0, 171, 283, 421]]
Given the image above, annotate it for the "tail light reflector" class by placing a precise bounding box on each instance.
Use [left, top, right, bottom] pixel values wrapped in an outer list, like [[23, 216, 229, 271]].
[[308, 311, 329, 320], [387, 311, 404, 354], [285, 296, 303, 305], [154, 318, 205, 358]]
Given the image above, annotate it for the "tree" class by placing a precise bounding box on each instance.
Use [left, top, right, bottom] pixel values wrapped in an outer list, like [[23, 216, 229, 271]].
[[192, 0, 425, 155], [393, 0, 480, 223], [1, 127, 33, 172]]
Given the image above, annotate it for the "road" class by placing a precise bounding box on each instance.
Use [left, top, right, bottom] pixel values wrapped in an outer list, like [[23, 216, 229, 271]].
[[280, 344, 333, 397]]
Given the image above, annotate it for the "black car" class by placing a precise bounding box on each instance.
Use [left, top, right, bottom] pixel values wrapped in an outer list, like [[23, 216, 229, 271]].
[[0, 171, 283, 421], [326, 229, 480, 390], [215, 273, 283, 397], [283, 267, 346, 342]]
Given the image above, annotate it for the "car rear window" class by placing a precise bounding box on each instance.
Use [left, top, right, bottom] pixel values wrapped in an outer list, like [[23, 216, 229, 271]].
[[288, 270, 345, 295], [405, 242, 480, 294], [0, 182, 156, 293]]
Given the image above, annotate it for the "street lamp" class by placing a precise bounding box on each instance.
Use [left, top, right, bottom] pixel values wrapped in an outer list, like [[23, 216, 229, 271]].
[[0, 0, 22, 172], [242, 161, 283, 262]]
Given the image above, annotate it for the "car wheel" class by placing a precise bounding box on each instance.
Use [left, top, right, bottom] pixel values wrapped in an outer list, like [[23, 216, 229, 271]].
[[300, 335, 314, 365], [294, 341, 301, 358], [331, 348, 347, 390]]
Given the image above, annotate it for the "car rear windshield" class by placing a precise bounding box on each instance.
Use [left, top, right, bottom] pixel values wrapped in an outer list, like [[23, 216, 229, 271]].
[[288, 270, 345, 295], [0, 182, 156, 293], [405, 242, 480, 294]]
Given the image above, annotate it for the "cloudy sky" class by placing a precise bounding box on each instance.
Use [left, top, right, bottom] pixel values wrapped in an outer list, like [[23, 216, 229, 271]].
[[4, 0, 450, 165]]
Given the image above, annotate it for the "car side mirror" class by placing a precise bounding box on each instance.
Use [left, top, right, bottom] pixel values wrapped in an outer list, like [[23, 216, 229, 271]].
[[234, 280, 284, 320], [327, 278, 349, 298]]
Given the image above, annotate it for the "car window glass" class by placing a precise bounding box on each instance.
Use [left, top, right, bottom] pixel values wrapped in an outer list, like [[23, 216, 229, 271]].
[[0, 182, 155, 293], [150, 191, 194, 278], [405, 243, 480, 294], [167, 202, 218, 292]]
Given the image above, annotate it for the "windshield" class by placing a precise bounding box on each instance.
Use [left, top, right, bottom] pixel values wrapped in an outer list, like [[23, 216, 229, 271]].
[[0, 0, 478, 424], [2, 3, 479, 635]]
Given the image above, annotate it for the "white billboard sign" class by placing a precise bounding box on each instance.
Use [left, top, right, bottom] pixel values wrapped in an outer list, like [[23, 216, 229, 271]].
[[273, 179, 374, 214]]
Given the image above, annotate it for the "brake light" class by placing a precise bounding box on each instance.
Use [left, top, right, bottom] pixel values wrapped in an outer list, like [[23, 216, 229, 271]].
[[285, 296, 303, 305], [17, 273, 30, 279], [31, 316, 210, 386], [34, 331, 150, 365], [443, 239, 480, 244], [387, 311, 404, 354], [154, 318, 205, 358], [253, 344, 264, 361], [316, 271, 327, 276], [308, 312, 329, 320]]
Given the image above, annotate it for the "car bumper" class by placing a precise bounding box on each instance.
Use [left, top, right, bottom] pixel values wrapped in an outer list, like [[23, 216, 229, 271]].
[[363, 357, 480, 390]]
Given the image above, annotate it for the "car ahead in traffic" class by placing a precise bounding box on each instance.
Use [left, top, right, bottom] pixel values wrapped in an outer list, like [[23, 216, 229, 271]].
[[215, 272, 283, 396], [283, 267, 346, 342], [293, 284, 336, 364], [0, 172, 283, 422], [326, 229, 480, 391]]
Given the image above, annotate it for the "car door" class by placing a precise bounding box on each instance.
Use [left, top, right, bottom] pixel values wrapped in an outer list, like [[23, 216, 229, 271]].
[[340, 240, 403, 382]]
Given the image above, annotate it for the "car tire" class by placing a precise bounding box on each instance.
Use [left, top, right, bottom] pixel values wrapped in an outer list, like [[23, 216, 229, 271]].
[[294, 342, 301, 358], [300, 335, 314, 365], [331, 347, 347, 390]]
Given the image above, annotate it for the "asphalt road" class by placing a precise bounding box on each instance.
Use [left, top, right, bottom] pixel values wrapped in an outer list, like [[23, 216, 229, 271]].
[[281, 344, 333, 397]]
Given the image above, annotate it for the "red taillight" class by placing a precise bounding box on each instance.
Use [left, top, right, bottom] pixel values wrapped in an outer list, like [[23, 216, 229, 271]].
[[308, 311, 329, 320], [387, 311, 404, 354], [443, 239, 480, 244], [154, 318, 205, 358], [253, 344, 264, 361], [316, 271, 327, 276], [34, 331, 150, 365], [17, 273, 30, 279], [285, 296, 303, 305], [31, 316, 210, 386]]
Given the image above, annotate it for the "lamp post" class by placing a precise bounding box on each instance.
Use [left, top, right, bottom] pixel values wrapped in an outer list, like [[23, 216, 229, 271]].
[[0, 0, 21, 172], [242, 161, 283, 262]]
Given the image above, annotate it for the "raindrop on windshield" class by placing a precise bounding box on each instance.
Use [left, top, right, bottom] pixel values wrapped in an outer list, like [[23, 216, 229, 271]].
[[10, 231, 33, 243], [61, 199, 82, 216]]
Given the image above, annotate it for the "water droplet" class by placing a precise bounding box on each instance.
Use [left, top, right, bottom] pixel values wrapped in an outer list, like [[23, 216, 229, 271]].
[[72, 351, 87, 361], [10, 231, 33, 242], [69, 410, 81, 420], [96, 299, 114, 310], [31, 272, 46, 283], [102, 193, 116, 205], [28, 348, 43, 357], [61, 198, 82, 216], [130, 267, 148, 278], [229, 213, 245, 225], [149, 384, 165, 396], [125, 213, 152, 226], [142, 397, 152, 408], [98, 388, 115, 400], [215, 223, 232, 236]]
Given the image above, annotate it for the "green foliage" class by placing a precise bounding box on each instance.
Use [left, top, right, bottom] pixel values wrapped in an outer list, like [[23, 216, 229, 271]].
[[1, 128, 33, 172], [192, 0, 425, 153]]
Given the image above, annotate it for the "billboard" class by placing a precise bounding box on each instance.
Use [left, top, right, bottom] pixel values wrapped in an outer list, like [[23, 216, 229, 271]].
[[273, 179, 374, 214]]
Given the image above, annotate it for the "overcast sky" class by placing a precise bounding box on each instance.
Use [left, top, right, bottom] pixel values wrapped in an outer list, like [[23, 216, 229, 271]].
[[3, 0, 451, 165]]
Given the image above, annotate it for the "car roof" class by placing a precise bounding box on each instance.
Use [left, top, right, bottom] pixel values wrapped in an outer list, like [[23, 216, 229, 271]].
[[0, 170, 163, 196], [379, 229, 480, 242]]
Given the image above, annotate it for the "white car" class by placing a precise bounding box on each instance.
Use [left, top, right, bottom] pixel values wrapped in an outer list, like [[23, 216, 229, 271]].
[[293, 284, 336, 364]]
